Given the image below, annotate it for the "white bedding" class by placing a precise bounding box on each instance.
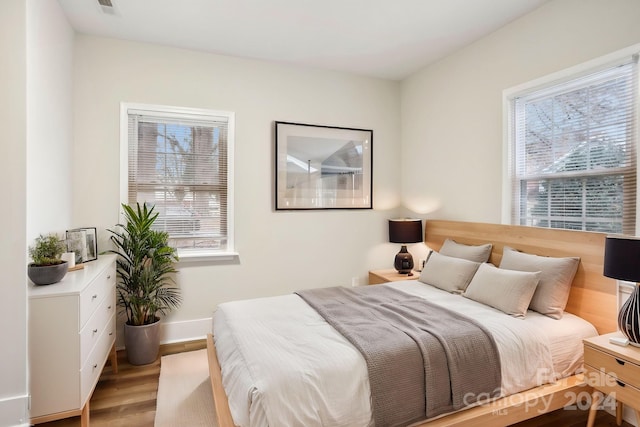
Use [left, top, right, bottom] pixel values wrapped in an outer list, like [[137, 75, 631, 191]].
[[213, 281, 597, 427]]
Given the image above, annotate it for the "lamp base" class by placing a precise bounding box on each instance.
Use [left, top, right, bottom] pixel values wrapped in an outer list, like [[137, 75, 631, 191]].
[[394, 245, 414, 275], [618, 283, 640, 346]]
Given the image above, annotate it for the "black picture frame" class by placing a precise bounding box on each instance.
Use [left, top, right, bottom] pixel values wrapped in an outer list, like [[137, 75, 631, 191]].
[[275, 121, 373, 210]]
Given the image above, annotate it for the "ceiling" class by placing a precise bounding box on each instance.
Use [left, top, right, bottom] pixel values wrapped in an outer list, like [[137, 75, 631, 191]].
[[57, 0, 548, 81]]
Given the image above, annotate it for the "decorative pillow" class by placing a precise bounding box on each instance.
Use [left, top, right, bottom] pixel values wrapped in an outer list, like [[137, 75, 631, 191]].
[[418, 252, 481, 293], [439, 238, 493, 263], [463, 263, 540, 318], [499, 246, 579, 319]]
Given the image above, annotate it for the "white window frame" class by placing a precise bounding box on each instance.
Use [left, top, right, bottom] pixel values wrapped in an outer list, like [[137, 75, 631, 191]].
[[120, 102, 237, 262], [502, 44, 640, 234]]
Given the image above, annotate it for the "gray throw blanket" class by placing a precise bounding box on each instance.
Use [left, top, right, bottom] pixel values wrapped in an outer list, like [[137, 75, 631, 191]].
[[296, 285, 501, 427]]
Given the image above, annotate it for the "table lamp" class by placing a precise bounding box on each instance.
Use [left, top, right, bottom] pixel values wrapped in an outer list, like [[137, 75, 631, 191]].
[[604, 235, 640, 346], [388, 219, 423, 275]]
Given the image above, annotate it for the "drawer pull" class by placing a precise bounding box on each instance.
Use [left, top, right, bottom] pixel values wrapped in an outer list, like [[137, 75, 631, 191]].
[[92, 294, 98, 300], [615, 358, 625, 366], [93, 328, 98, 334], [109, 332, 113, 336], [107, 275, 111, 280], [93, 364, 98, 369], [107, 305, 112, 310], [616, 380, 626, 387]]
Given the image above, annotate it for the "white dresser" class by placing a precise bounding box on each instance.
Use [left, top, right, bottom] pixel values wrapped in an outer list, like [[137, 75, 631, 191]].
[[29, 254, 118, 426]]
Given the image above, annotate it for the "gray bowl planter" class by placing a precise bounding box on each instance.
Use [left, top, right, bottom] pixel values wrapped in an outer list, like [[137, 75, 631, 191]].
[[28, 261, 69, 285], [124, 319, 161, 365]]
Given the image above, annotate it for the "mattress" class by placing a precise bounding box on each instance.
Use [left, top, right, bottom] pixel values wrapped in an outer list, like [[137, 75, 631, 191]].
[[213, 281, 598, 427]]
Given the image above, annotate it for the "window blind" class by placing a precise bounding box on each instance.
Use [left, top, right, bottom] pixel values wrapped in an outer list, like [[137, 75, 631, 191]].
[[127, 108, 230, 251], [511, 57, 638, 234]]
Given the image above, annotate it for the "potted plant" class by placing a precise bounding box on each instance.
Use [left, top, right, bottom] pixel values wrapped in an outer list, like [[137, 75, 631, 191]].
[[108, 203, 181, 365], [28, 233, 69, 285]]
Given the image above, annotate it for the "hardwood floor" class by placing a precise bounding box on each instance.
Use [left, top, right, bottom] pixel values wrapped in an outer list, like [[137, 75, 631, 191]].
[[36, 340, 633, 427], [37, 340, 207, 427]]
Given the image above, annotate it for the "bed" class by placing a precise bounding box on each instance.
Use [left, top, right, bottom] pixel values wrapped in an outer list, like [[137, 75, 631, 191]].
[[206, 220, 618, 427]]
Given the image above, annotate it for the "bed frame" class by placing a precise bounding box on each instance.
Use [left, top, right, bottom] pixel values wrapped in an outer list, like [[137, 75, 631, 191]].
[[206, 220, 618, 427]]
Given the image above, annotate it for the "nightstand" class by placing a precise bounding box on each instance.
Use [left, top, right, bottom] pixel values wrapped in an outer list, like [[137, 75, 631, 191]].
[[583, 333, 640, 427], [368, 269, 420, 285]]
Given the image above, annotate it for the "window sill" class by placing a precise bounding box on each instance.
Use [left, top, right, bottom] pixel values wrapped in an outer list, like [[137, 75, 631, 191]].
[[176, 250, 239, 264]]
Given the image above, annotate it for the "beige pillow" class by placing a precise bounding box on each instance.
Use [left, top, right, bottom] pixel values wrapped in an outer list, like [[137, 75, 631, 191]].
[[419, 252, 481, 293], [463, 263, 540, 318], [499, 246, 579, 319], [440, 238, 492, 263]]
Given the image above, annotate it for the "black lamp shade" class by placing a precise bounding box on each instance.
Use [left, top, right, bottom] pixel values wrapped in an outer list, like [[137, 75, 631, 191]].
[[604, 235, 640, 347], [388, 219, 423, 244], [604, 236, 640, 282]]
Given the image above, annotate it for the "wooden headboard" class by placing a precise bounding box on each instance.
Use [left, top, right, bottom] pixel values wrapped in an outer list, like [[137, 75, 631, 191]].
[[424, 220, 617, 334]]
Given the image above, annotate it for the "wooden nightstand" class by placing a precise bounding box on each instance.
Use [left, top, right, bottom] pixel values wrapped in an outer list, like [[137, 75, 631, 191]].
[[368, 269, 420, 285], [583, 333, 640, 427]]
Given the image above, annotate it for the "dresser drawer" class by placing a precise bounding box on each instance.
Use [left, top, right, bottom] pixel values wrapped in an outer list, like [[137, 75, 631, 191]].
[[79, 263, 116, 328], [80, 288, 116, 363], [584, 345, 640, 386], [80, 313, 116, 404], [584, 365, 640, 407]]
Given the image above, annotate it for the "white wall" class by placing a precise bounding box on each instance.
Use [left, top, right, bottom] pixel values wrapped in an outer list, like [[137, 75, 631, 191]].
[[0, 0, 28, 425], [72, 36, 402, 341], [25, 0, 74, 424], [26, 0, 74, 242], [401, 0, 640, 223]]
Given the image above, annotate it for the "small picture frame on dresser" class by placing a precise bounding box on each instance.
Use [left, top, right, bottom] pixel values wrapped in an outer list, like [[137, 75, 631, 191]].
[[66, 227, 98, 263]]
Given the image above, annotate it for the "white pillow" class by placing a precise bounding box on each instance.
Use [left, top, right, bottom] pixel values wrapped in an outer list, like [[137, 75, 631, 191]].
[[440, 238, 493, 263], [418, 252, 481, 293], [499, 246, 579, 319], [463, 263, 540, 318]]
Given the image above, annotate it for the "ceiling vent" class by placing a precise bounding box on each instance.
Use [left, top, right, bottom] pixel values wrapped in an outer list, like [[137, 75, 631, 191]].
[[97, 0, 118, 15]]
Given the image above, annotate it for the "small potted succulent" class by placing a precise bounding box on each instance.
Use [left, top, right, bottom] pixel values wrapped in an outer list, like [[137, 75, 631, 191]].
[[28, 233, 69, 285]]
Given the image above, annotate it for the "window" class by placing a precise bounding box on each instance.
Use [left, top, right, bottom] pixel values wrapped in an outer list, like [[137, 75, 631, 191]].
[[122, 103, 235, 258], [508, 56, 638, 234]]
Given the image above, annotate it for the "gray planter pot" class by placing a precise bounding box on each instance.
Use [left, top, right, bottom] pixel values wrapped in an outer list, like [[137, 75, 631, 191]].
[[124, 319, 161, 365], [28, 261, 69, 285]]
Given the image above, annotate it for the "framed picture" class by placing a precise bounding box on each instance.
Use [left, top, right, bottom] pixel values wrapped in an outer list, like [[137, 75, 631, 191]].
[[275, 121, 373, 210], [66, 227, 98, 263]]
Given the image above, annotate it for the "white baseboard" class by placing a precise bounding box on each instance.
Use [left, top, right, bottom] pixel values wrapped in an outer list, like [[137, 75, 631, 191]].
[[0, 394, 29, 427], [159, 317, 213, 344], [115, 317, 213, 349], [622, 405, 639, 427]]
